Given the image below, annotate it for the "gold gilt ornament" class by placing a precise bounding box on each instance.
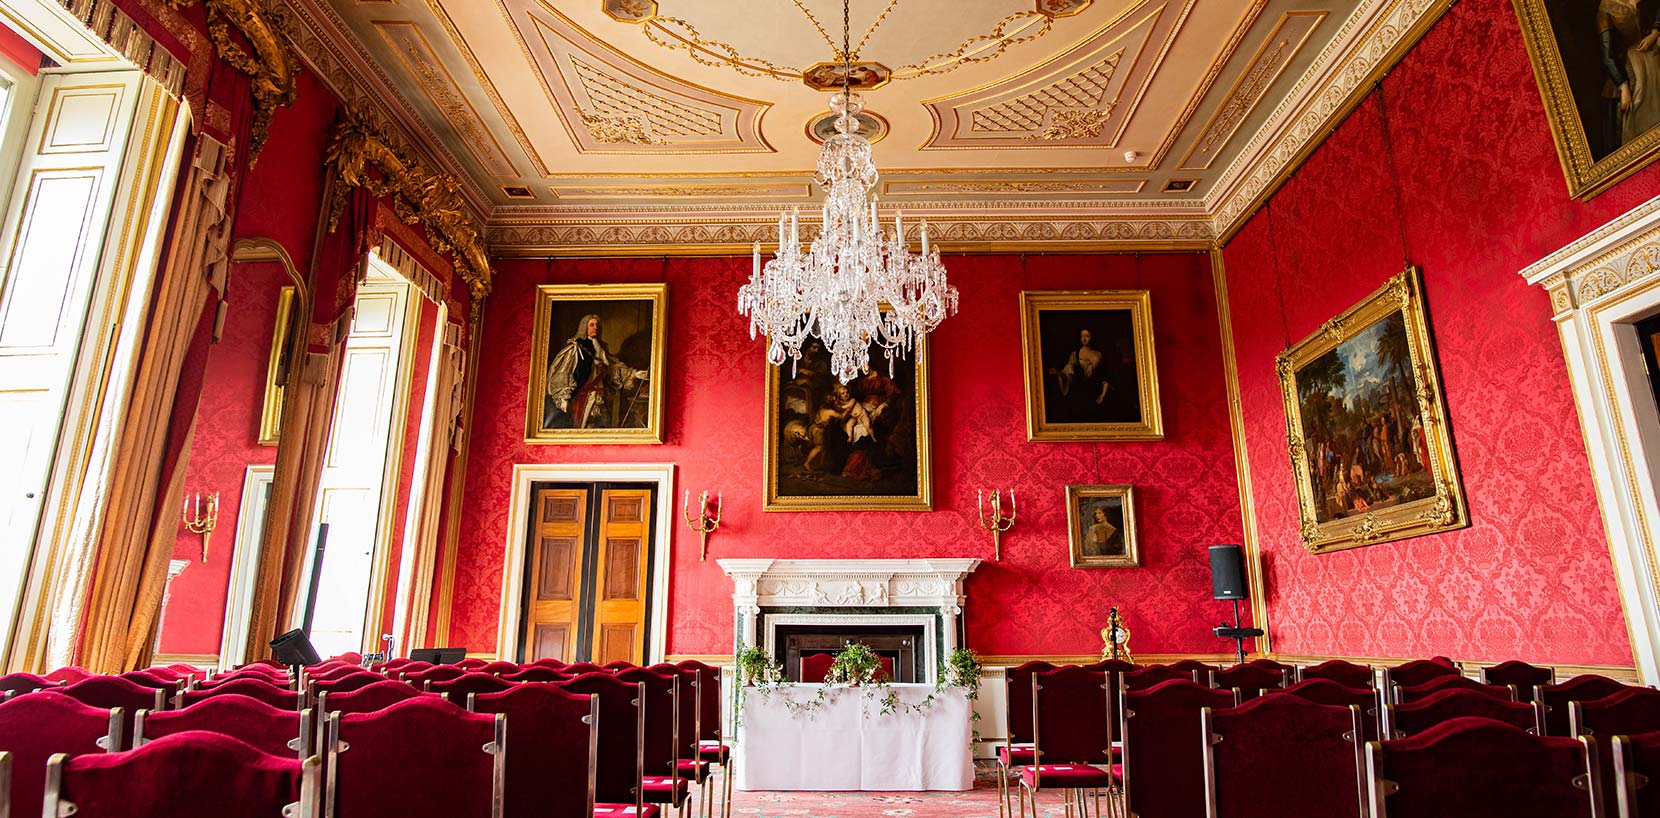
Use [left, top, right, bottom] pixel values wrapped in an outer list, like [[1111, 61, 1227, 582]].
[[324, 115, 493, 300], [166, 0, 296, 163], [1101, 606, 1132, 663]]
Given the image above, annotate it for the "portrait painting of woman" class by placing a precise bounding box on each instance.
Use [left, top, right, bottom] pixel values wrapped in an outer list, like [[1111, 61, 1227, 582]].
[[1020, 290, 1162, 441], [1066, 484, 1140, 568]]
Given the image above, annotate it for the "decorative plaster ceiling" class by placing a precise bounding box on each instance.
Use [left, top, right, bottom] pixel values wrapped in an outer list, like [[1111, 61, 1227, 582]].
[[300, 0, 1449, 253]]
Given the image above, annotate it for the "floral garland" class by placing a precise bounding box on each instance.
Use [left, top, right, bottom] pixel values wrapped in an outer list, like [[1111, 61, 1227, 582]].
[[733, 643, 983, 735]]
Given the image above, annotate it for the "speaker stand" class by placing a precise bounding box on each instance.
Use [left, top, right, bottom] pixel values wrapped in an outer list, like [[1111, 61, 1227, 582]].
[[1227, 599, 1246, 665]]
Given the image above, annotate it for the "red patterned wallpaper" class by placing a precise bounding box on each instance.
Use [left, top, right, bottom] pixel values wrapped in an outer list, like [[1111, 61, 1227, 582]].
[[1221, 0, 1647, 666], [451, 253, 1247, 657], [156, 261, 286, 655]]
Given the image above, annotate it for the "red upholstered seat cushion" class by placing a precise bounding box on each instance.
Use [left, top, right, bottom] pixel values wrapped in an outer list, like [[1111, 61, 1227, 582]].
[[999, 744, 1037, 766], [675, 758, 711, 779], [697, 741, 729, 763], [50, 730, 300, 818], [1018, 764, 1114, 789], [594, 805, 660, 817], [641, 776, 689, 804]]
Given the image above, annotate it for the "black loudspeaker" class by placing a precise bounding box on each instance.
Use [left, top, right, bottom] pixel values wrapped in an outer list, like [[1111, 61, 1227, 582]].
[[269, 629, 320, 667], [1209, 544, 1248, 601]]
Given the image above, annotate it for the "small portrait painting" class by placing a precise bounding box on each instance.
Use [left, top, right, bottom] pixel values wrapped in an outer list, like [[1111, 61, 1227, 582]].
[[1515, 0, 1660, 196], [1278, 268, 1468, 553], [1067, 484, 1139, 568], [1020, 290, 1163, 441], [763, 335, 932, 511], [801, 61, 893, 92], [526, 283, 666, 445]]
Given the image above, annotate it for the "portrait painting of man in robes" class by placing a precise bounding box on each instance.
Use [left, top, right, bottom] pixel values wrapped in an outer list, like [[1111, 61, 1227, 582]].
[[1066, 484, 1140, 568], [526, 284, 666, 444], [1516, 0, 1660, 196], [1020, 291, 1163, 441], [763, 334, 933, 511]]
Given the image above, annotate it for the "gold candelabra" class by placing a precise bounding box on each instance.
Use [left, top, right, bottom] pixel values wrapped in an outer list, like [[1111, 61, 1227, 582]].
[[182, 491, 219, 562], [976, 488, 1016, 561], [682, 489, 722, 562]]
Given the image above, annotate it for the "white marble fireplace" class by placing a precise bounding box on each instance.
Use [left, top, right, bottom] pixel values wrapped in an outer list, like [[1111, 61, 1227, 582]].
[[717, 558, 980, 683]]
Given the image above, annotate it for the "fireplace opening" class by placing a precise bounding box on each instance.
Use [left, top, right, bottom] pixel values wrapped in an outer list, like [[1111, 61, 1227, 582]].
[[774, 624, 926, 683]]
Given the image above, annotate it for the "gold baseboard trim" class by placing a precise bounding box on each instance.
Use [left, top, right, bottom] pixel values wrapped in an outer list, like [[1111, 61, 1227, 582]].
[[977, 652, 1240, 668], [665, 654, 733, 666], [1270, 653, 1640, 684]]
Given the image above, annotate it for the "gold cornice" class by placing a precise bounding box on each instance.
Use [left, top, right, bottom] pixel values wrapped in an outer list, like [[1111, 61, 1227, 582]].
[[326, 114, 493, 299], [168, 0, 297, 162]]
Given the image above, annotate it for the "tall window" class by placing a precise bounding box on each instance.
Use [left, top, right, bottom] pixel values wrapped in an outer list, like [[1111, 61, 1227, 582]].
[[299, 258, 418, 656]]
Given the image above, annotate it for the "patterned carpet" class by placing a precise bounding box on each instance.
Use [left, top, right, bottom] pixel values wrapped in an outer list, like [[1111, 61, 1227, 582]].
[[717, 766, 1091, 818]]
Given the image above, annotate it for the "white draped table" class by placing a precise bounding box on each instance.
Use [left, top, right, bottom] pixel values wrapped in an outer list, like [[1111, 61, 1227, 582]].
[[734, 684, 974, 791]]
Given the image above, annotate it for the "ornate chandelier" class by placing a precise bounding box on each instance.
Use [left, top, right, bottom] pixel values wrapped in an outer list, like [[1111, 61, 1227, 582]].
[[736, 1, 957, 384]]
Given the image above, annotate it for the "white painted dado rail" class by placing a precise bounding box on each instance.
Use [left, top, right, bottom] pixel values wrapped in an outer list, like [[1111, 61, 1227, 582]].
[[717, 558, 981, 654]]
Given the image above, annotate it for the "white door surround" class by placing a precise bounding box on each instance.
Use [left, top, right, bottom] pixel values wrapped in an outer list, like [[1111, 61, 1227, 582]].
[[496, 463, 675, 663], [1523, 193, 1660, 683]]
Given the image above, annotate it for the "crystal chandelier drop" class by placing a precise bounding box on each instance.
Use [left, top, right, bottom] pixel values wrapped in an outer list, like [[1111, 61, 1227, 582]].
[[736, 3, 957, 384]]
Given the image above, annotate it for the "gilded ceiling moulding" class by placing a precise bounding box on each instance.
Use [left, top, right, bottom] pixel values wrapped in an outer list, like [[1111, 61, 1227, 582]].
[[326, 115, 493, 299], [167, 0, 297, 162]]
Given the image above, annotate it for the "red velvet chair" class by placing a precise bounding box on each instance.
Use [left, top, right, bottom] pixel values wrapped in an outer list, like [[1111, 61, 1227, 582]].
[[1571, 686, 1660, 818], [1279, 678, 1382, 740], [1203, 693, 1365, 818], [119, 669, 183, 693], [1121, 662, 1207, 691], [367, 658, 413, 674], [501, 666, 568, 683], [1610, 729, 1660, 818], [477, 661, 519, 676], [470, 684, 597, 818], [1365, 717, 1598, 818], [0, 691, 122, 818], [135, 695, 314, 760], [58, 676, 167, 740], [998, 660, 1056, 817], [1118, 680, 1237, 818], [1542, 675, 1632, 736], [455, 658, 488, 670], [1378, 658, 1462, 692], [43, 667, 93, 684], [1382, 689, 1543, 739], [317, 680, 427, 716], [1297, 659, 1375, 688], [561, 662, 606, 676], [650, 663, 713, 813], [42, 730, 317, 818], [310, 671, 387, 699], [617, 667, 689, 813], [389, 660, 433, 677], [328, 652, 364, 665], [198, 668, 293, 690], [426, 671, 513, 704], [679, 660, 729, 818], [162, 664, 208, 682], [324, 695, 504, 818], [1481, 661, 1555, 702], [528, 658, 568, 669], [0, 672, 56, 697], [1394, 674, 1514, 704], [560, 673, 650, 817], [177, 678, 302, 711], [604, 660, 639, 671], [400, 665, 468, 687], [1211, 661, 1290, 702], [1016, 667, 1114, 818]]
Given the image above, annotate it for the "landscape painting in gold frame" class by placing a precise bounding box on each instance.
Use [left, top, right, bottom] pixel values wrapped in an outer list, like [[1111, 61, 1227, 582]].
[[525, 283, 666, 445], [1513, 0, 1660, 198], [1020, 290, 1162, 441], [763, 333, 932, 511], [1066, 484, 1140, 568], [1277, 268, 1468, 554]]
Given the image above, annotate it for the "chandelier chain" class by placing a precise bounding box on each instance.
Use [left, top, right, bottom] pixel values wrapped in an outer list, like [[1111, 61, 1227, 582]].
[[790, 0, 900, 60]]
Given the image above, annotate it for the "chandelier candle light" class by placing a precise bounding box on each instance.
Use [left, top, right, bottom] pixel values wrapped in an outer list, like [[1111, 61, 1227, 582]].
[[737, 0, 957, 383]]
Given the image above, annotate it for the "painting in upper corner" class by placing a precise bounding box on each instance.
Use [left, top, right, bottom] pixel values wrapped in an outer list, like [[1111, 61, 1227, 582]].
[[525, 283, 666, 445], [1066, 484, 1140, 568], [1277, 268, 1468, 554], [1020, 290, 1162, 441], [1514, 0, 1660, 198], [763, 332, 932, 512]]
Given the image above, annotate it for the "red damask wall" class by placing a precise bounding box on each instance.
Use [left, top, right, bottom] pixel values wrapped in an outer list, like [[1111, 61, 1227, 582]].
[[1221, 0, 1647, 666], [453, 253, 1247, 657]]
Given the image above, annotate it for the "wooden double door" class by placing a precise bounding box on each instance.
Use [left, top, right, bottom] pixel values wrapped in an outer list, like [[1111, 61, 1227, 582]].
[[520, 483, 655, 665]]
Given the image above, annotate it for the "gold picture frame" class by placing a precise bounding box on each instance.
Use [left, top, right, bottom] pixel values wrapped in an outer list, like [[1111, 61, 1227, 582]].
[[763, 334, 932, 511], [1276, 268, 1468, 554], [1020, 290, 1162, 441], [1067, 484, 1140, 568], [525, 283, 667, 445], [1513, 0, 1660, 199], [257, 285, 295, 446]]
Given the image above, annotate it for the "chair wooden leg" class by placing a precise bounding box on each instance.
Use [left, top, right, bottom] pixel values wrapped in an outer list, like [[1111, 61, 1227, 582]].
[[722, 759, 733, 818]]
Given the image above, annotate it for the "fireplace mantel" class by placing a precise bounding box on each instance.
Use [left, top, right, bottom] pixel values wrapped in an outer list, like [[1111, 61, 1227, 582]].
[[717, 558, 981, 653]]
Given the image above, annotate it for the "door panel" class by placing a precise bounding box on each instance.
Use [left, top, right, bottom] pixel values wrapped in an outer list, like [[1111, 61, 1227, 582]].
[[522, 487, 587, 662], [592, 489, 649, 665]]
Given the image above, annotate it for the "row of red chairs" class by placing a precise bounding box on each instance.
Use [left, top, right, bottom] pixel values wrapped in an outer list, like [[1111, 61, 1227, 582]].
[[0, 661, 725, 818], [1001, 662, 1653, 818]]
